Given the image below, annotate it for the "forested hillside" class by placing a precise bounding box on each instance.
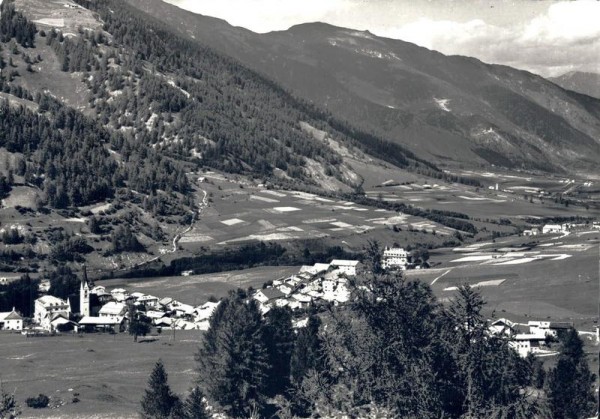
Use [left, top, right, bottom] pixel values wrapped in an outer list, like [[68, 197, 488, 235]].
[[0, 0, 441, 200]]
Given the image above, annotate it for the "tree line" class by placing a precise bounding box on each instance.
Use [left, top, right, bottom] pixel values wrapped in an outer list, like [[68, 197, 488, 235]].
[[139, 262, 597, 418]]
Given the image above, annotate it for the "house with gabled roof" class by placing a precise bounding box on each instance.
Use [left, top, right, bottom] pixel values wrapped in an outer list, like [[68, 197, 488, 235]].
[[330, 260, 360, 276], [99, 302, 127, 320], [34, 295, 71, 331], [253, 288, 285, 304], [0, 308, 23, 331]]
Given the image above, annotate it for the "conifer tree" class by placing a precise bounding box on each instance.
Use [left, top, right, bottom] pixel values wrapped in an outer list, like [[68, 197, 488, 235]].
[[263, 306, 295, 397], [182, 386, 210, 419], [546, 329, 596, 419], [196, 292, 270, 417], [140, 360, 181, 419]]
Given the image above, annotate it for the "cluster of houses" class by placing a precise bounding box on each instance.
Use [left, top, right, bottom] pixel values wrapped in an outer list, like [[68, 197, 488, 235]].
[[253, 259, 360, 315], [524, 222, 593, 236], [489, 318, 576, 357], [2, 273, 221, 334]]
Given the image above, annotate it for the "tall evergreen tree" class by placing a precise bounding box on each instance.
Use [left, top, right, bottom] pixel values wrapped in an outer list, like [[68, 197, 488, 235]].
[[195, 292, 270, 417], [546, 329, 596, 419], [263, 306, 295, 397], [290, 314, 324, 385], [182, 386, 210, 419], [140, 360, 181, 419]]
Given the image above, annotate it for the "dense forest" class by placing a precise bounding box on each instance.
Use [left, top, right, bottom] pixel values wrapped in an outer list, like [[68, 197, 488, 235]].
[[139, 267, 597, 418], [0, 0, 460, 208]]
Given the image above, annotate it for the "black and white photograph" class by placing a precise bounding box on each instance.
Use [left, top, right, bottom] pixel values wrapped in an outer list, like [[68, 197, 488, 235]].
[[0, 0, 598, 417]]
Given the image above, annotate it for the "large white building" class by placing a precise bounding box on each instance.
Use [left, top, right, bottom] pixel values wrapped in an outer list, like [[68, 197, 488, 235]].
[[34, 295, 71, 331], [330, 260, 360, 276], [99, 302, 127, 320], [382, 247, 410, 270], [542, 224, 562, 234]]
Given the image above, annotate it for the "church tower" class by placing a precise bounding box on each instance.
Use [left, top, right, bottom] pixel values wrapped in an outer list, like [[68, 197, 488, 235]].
[[80, 265, 90, 317]]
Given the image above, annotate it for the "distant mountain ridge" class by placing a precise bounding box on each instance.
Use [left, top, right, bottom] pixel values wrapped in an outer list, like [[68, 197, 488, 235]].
[[128, 0, 600, 177], [549, 71, 600, 100]]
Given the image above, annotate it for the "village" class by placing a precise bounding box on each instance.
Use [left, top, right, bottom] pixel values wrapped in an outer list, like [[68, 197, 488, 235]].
[[1, 233, 595, 360]]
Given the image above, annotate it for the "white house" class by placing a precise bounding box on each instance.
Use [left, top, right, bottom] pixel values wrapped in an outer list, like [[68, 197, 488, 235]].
[[542, 224, 562, 234], [38, 279, 51, 293], [110, 288, 128, 302], [34, 295, 71, 330], [330, 260, 360, 276], [0, 308, 23, 331], [509, 333, 546, 357], [382, 247, 410, 270], [253, 288, 285, 305], [99, 302, 127, 320], [488, 318, 515, 336], [523, 228, 540, 236], [137, 295, 159, 309], [299, 263, 331, 275], [194, 301, 220, 322]]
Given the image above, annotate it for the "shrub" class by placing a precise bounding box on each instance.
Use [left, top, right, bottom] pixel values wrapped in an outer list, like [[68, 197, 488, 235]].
[[26, 394, 49, 409]]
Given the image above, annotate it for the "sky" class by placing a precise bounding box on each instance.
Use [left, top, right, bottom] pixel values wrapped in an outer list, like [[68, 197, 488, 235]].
[[165, 0, 600, 78]]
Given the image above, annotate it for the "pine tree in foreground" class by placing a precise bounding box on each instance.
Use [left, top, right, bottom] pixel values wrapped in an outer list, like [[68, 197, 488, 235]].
[[182, 386, 210, 419], [545, 329, 596, 419], [140, 360, 181, 419]]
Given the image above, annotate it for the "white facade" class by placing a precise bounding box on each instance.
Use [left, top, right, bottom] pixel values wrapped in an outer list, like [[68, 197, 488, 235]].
[[0, 309, 23, 331], [382, 247, 410, 270], [542, 224, 562, 234], [34, 296, 71, 330], [509, 333, 545, 357], [330, 260, 359, 276], [99, 302, 127, 320]]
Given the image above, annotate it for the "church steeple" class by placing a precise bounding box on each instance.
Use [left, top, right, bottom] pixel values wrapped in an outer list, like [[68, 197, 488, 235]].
[[80, 265, 90, 317]]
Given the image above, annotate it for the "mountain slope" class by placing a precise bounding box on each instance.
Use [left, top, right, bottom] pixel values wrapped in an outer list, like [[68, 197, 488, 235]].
[[1, 0, 448, 202], [129, 0, 600, 177], [549, 71, 600, 100]]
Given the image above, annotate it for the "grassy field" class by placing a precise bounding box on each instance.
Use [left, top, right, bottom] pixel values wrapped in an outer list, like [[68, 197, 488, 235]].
[[0, 331, 200, 418], [407, 229, 600, 325]]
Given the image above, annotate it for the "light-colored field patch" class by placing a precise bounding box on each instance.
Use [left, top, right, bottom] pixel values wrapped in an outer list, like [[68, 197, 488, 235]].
[[493, 257, 537, 265], [63, 217, 86, 223], [90, 203, 112, 214], [331, 221, 352, 228], [314, 197, 334, 203], [221, 218, 244, 226], [351, 207, 369, 212], [250, 195, 279, 203], [551, 254, 572, 261], [260, 190, 287, 197], [302, 218, 337, 224], [472, 279, 505, 287], [451, 255, 495, 263], [278, 226, 303, 232], [272, 206, 301, 213], [558, 244, 594, 251], [458, 195, 488, 201], [371, 215, 409, 225], [258, 219, 276, 230], [33, 18, 65, 27], [178, 235, 213, 243]]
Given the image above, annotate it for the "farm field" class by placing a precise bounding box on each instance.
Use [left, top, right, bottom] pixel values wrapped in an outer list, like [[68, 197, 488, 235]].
[[407, 229, 600, 326], [0, 331, 200, 419], [179, 173, 461, 252], [366, 175, 598, 223]]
